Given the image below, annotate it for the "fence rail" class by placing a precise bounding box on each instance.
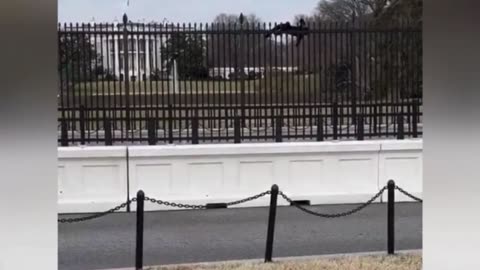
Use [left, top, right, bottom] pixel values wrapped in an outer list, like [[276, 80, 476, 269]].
[[58, 15, 422, 146], [58, 180, 422, 269]]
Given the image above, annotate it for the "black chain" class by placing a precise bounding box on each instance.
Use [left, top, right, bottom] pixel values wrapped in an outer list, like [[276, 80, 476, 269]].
[[58, 198, 136, 223], [225, 190, 271, 206], [279, 186, 387, 218], [144, 197, 206, 209], [58, 186, 420, 222], [396, 186, 423, 202]]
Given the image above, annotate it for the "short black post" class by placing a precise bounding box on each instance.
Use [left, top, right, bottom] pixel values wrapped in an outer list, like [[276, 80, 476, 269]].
[[79, 105, 86, 145], [316, 114, 324, 141], [234, 116, 241, 144], [275, 115, 283, 143], [136, 190, 145, 270], [412, 101, 419, 138], [60, 119, 69, 147], [147, 118, 157, 145], [397, 115, 404, 140], [387, 180, 395, 255], [332, 102, 338, 140], [192, 112, 199, 145], [264, 184, 279, 263], [357, 115, 364, 141], [104, 118, 113, 146]]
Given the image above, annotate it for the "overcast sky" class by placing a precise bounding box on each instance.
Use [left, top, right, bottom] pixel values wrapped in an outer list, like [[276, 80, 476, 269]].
[[58, 0, 319, 24]]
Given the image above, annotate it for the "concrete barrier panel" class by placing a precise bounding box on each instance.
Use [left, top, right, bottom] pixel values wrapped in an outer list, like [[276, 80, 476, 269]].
[[128, 141, 383, 211], [379, 140, 423, 202], [58, 146, 128, 213]]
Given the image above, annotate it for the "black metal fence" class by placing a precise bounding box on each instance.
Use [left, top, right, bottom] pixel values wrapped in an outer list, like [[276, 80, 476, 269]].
[[58, 14, 422, 146], [58, 180, 422, 269]]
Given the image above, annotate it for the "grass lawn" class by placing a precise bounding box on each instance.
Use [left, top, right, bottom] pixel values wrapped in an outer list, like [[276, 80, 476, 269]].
[[71, 74, 324, 96], [73, 80, 263, 95], [147, 254, 421, 270]]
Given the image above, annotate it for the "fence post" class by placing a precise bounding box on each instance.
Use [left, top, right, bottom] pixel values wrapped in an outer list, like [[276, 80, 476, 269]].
[[192, 111, 199, 145], [147, 118, 157, 145], [123, 14, 131, 133], [332, 102, 338, 140], [79, 105, 86, 145], [316, 114, 324, 142], [412, 100, 418, 138], [357, 115, 364, 141], [387, 180, 395, 255], [275, 114, 283, 143], [168, 105, 174, 144], [234, 115, 241, 144], [104, 117, 113, 146], [60, 119, 69, 147], [397, 115, 404, 140], [136, 190, 145, 270], [239, 13, 246, 128], [264, 184, 279, 263]]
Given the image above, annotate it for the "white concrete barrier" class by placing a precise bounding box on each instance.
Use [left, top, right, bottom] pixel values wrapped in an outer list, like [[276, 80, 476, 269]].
[[58, 146, 128, 213], [379, 140, 423, 202], [57, 140, 422, 213], [127, 141, 388, 211]]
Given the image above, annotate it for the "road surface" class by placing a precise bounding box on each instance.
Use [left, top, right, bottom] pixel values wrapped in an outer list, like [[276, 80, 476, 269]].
[[59, 202, 422, 270]]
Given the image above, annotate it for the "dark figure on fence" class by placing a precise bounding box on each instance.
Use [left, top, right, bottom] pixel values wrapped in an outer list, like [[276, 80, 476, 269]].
[[264, 19, 309, 47]]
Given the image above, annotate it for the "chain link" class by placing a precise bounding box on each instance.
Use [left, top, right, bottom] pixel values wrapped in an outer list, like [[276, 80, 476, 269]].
[[225, 190, 271, 206], [59, 186, 420, 223], [58, 198, 136, 223], [144, 197, 206, 209], [395, 186, 423, 202], [279, 186, 387, 218]]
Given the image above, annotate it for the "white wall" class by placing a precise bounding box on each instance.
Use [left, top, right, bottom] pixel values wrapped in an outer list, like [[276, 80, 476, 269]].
[[58, 146, 128, 213], [379, 140, 423, 202], [127, 141, 383, 211], [58, 140, 423, 213]]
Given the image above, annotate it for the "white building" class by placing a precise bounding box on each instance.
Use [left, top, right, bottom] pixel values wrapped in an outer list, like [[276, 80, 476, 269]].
[[60, 22, 199, 81]]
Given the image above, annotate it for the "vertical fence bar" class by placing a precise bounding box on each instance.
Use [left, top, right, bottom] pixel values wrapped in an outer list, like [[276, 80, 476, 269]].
[[412, 100, 418, 138], [60, 119, 69, 147], [123, 14, 131, 135], [192, 111, 199, 145], [239, 14, 246, 128], [387, 180, 395, 255], [357, 115, 364, 141], [234, 115, 241, 144], [168, 104, 174, 144], [316, 114, 324, 142], [104, 117, 113, 146], [264, 184, 279, 263], [147, 118, 157, 145], [332, 102, 338, 140], [79, 105, 86, 145], [135, 190, 145, 269], [275, 114, 283, 143], [397, 114, 404, 139]]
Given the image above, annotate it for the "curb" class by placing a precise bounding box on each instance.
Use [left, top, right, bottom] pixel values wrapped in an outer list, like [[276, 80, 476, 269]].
[[98, 249, 422, 270]]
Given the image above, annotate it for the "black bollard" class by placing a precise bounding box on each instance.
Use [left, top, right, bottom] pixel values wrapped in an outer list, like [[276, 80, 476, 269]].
[[387, 180, 395, 254], [265, 184, 279, 262], [136, 190, 145, 269]]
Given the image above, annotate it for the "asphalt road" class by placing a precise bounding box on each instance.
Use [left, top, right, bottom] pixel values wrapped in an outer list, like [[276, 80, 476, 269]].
[[59, 202, 422, 270]]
